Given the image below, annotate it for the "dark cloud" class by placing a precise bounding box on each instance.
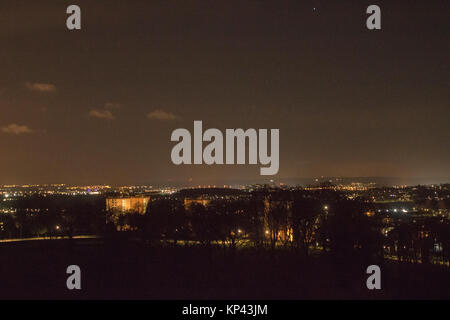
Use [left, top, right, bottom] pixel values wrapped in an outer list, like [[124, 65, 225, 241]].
[[1, 123, 34, 135], [88, 109, 115, 120], [147, 110, 178, 121], [25, 82, 56, 93]]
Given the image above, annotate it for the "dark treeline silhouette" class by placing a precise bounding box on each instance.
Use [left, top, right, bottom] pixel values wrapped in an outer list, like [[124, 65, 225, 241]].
[[0, 188, 449, 299], [109, 189, 449, 267], [1, 189, 448, 267], [0, 195, 105, 239]]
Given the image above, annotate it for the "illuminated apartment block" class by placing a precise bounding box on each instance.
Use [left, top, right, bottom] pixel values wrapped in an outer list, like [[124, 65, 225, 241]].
[[106, 196, 150, 214], [183, 197, 211, 210]]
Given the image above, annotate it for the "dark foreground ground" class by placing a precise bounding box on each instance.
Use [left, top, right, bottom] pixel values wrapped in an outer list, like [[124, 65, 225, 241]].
[[0, 238, 448, 299]]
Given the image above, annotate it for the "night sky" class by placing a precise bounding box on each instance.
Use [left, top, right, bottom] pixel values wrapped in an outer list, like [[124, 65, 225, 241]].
[[0, 0, 448, 185]]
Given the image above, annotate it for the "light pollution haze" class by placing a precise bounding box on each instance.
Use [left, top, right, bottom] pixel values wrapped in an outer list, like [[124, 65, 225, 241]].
[[0, 1, 448, 185]]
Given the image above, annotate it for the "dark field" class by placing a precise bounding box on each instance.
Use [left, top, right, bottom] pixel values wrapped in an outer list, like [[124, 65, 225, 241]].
[[0, 238, 448, 300]]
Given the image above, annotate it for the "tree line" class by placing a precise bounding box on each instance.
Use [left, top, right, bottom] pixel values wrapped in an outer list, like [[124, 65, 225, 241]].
[[1, 190, 448, 266], [115, 189, 449, 265]]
